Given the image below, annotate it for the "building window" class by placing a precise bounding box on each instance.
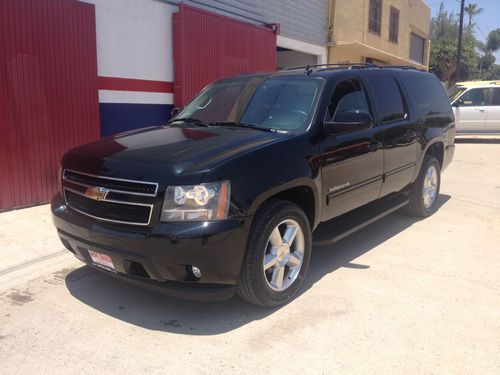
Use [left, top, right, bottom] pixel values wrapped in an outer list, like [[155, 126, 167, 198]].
[[409, 32, 425, 64], [369, 0, 382, 35], [389, 7, 399, 44]]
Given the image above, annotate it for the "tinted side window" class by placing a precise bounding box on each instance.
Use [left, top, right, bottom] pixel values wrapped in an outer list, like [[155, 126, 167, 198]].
[[336, 91, 369, 114], [325, 79, 370, 122], [489, 88, 500, 106], [367, 76, 406, 123], [460, 88, 488, 106], [401, 73, 452, 116]]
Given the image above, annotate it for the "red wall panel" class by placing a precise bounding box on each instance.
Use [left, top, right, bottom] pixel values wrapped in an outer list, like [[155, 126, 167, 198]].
[[173, 4, 277, 107], [0, 0, 99, 211]]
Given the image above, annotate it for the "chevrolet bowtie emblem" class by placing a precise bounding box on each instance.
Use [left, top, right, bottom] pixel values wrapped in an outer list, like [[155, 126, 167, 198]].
[[84, 186, 108, 201]]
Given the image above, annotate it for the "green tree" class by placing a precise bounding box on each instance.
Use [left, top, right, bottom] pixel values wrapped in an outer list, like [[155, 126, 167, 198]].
[[464, 3, 483, 28], [477, 29, 500, 79], [429, 2, 479, 83], [482, 64, 500, 80], [486, 29, 500, 52]]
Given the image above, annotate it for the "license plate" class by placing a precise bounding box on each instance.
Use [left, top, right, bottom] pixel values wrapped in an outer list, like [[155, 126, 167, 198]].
[[88, 250, 116, 272]]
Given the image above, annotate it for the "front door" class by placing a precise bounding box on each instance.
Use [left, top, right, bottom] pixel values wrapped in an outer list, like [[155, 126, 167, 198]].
[[486, 87, 500, 133], [454, 87, 489, 133], [319, 76, 384, 221], [363, 72, 417, 196]]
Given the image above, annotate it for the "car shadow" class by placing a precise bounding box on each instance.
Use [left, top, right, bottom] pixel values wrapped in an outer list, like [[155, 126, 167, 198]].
[[65, 194, 451, 335]]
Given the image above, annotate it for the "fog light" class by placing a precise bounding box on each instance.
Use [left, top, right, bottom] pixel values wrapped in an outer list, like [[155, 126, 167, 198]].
[[190, 265, 202, 279]]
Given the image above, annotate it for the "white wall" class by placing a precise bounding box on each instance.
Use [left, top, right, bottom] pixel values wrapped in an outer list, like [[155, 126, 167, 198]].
[[81, 0, 176, 82], [80, 0, 176, 105], [277, 50, 318, 70], [277, 35, 328, 65]]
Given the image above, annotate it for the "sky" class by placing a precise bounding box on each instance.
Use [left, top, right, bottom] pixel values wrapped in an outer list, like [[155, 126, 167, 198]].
[[428, 0, 500, 59]]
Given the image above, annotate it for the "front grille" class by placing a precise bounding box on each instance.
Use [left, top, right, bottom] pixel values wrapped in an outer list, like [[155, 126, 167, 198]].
[[63, 170, 158, 196], [65, 190, 152, 225]]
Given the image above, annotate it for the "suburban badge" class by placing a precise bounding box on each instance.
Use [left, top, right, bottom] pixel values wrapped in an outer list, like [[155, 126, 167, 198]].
[[330, 183, 350, 193]]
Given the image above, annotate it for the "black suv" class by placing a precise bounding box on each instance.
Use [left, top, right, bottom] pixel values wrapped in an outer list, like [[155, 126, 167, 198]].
[[52, 65, 455, 307]]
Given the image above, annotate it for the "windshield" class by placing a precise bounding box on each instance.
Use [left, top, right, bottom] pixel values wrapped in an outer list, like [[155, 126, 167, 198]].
[[175, 76, 324, 131], [447, 85, 466, 102]]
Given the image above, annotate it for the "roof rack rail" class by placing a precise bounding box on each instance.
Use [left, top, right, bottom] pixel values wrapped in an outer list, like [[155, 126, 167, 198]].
[[282, 63, 373, 71], [376, 65, 421, 70], [282, 63, 422, 75]]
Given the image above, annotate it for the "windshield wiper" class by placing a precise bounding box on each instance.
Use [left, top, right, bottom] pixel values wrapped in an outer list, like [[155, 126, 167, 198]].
[[168, 117, 211, 127], [212, 122, 275, 133]]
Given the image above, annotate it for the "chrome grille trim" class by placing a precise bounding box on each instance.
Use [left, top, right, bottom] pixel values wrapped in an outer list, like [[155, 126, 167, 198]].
[[63, 188, 154, 227], [63, 169, 159, 197], [62, 169, 158, 226]]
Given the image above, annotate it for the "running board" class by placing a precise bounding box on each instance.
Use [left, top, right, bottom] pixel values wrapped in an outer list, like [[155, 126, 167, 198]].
[[312, 193, 409, 246]]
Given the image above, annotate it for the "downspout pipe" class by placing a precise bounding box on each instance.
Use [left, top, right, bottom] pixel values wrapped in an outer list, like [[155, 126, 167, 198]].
[[327, 0, 335, 63]]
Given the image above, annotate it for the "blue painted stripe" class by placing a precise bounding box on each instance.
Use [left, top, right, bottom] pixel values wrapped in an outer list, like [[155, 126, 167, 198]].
[[99, 103, 173, 137]]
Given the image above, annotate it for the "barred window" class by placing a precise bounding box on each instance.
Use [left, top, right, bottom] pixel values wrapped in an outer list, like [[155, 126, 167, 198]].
[[369, 0, 382, 35], [410, 32, 425, 64], [389, 7, 399, 43]]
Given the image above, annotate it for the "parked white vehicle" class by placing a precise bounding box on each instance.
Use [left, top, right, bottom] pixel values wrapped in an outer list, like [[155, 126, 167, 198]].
[[448, 81, 500, 134]]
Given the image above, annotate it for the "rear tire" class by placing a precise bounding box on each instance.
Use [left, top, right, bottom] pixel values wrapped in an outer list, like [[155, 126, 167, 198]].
[[407, 155, 441, 217], [236, 200, 312, 307]]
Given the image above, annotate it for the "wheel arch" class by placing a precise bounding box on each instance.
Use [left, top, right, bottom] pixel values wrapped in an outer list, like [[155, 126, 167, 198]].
[[248, 178, 321, 230], [416, 138, 445, 178], [422, 139, 445, 169]]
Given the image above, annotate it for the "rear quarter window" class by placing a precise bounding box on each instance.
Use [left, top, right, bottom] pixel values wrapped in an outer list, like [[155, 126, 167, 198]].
[[401, 73, 452, 117]]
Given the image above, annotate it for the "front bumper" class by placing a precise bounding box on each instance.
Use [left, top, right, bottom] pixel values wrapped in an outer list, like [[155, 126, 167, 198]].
[[51, 194, 251, 301]]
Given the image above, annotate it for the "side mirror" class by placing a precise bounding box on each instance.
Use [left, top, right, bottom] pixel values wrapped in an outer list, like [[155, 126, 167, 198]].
[[171, 106, 184, 118], [453, 99, 463, 107], [325, 110, 373, 134]]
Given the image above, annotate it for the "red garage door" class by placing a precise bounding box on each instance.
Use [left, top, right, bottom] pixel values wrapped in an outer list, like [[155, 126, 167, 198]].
[[173, 4, 277, 107], [0, 0, 99, 211]]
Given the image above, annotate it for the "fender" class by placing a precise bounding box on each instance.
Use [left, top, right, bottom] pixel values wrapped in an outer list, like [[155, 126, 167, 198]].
[[248, 177, 322, 230]]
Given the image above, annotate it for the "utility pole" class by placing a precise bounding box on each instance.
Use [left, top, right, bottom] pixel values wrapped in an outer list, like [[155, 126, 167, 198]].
[[456, 0, 466, 81]]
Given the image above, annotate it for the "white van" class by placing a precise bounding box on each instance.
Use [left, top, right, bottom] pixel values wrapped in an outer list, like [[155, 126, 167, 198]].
[[448, 81, 500, 134]]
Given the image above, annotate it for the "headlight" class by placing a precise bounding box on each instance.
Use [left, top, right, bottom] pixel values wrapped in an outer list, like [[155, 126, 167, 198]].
[[160, 181, 230, 222]]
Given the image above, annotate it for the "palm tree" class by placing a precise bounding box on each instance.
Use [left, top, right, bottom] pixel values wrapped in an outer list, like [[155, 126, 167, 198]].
[[464, 3, 483, 28], [477, 29, 500, 79], [486, 28, 500, 52]]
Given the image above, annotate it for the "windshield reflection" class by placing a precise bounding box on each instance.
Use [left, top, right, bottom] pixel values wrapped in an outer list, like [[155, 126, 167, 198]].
[[175, 76, 324, 132]]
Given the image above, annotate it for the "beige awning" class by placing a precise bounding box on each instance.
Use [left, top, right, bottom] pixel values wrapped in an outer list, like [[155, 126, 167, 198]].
[[331, 41, 427, 70]]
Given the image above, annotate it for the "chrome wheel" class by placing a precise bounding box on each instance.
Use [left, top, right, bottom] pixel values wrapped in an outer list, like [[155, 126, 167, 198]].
[[262, 219, 305, 292], [423, 165, 438, 209]]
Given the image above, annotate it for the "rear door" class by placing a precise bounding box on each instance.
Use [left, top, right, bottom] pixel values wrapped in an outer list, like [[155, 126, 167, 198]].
[[363, 71, 417, 196], [486, 87, 500, 133], [453, 88, 488, 133]]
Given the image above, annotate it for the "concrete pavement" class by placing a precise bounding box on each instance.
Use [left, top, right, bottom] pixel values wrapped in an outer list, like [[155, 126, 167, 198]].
[[0, 142, 499, 374]]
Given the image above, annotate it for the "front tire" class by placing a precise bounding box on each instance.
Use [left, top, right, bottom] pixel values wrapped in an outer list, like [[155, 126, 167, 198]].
[[407, 155, 441, 217], [236, 200, 312, 307]]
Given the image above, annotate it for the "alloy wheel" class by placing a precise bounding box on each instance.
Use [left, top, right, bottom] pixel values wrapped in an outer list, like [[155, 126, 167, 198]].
[[423, 164, 438, 209], [262, 219, 305, 292]]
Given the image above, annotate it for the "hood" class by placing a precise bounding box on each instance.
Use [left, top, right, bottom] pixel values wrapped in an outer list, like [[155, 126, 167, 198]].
[[62, 125, 283, 183]]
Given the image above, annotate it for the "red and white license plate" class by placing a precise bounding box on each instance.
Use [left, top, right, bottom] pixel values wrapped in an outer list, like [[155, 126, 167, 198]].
[[88, 250, 116, 272]]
